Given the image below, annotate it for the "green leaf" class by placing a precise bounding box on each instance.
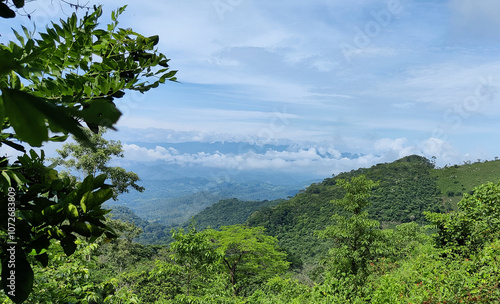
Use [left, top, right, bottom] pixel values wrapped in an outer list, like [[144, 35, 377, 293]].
[[80, 192, 90, 213], [0, 48, 19, 76], [93, 173, 108, 188], [93, 29, 108, 37], [41, 204, 63, 217], [65, 203, 79, 219], [1, 89, 48, 147], [1, 140, 26, 152], [61, 234, 77, 256], [1, 248, 34, 304], [34, 253, 48, 267], [6, 170, 24, 187], [71, 222, 103, 237], [78, 99, 121, 128], [1, 171, 11, 186], [79, 175, 94, 194], [147, 35, 159, 46], [2, 89, 90, 146], [92, 188, 113, 205], [48, 135, 69, 142], [12, 29, 24, 46]]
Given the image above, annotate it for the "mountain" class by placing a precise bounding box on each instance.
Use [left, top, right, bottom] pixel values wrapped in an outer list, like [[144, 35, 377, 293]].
[[115, 178, 311, 226], [246, 156, 500, 263], [109, 156, 500, 258]]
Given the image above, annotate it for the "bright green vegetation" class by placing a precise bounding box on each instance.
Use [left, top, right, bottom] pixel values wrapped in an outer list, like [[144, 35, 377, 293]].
[[246, 155, 443, 264], [2, 175, 500, 303], [432, 159, 500, 210], [107, 198, 284, 245], [1, 2, 500, 302]]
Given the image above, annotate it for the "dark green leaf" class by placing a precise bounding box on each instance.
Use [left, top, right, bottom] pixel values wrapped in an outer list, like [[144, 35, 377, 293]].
[[147, 35, 159, 46], [71, 222, 103, 237], [48, 135, 69, 142], [61, 234, 77, 256], [2, 89, 89, 146], [93, 173, 107, 188], [0, 3, 15, 18], [0, 140, 25, 152], [78, 99, 121, 127], [65, 203, 79, 219], [2, 89, 48, 146], [13, 0, 24, 9], [34, 253, 48, 267]]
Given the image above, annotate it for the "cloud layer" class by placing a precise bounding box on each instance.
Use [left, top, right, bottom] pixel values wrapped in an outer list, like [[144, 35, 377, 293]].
[[119, 136, 462, 177]]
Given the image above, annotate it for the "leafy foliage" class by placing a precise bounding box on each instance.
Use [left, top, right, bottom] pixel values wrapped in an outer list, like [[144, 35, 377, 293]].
[[187, 198, 283, 230], [425, 181, 500, 256], [52, 128, 145, 199], [0, 5, 176, 149], [0, 4, 176, 302], [317, 176, 381, 280], [0, 150, 115, 302], [170, 226, 220, 296], [212, 225, 290, 296], [247, 155, 443, 263]]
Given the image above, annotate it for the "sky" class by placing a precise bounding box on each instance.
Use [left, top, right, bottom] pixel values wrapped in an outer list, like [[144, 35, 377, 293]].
[[2, 0, 500, 178]]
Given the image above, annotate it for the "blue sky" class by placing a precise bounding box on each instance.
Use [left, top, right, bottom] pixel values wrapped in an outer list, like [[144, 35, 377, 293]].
[[2, 0, 500, 178]]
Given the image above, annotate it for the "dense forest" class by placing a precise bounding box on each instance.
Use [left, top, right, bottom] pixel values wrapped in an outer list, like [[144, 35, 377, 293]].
[[3, 155, 498, 303]]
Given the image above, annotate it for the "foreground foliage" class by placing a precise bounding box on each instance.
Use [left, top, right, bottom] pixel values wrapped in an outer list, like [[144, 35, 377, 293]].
[[0, 3, 176, 302], [1, 177, 499, 303]]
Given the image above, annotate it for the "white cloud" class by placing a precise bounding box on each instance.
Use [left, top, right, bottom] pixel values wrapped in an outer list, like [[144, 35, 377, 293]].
[[121, 138, 462, 177]]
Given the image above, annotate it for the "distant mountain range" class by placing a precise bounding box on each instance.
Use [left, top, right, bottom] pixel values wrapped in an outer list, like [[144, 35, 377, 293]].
[[109, 155, 500, 253], [115, 177, 318, 226]]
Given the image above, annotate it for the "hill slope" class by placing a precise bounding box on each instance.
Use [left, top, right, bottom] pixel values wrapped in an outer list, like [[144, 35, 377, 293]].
[[187, 198, 284, 230], [247, 156, 500, 263], [247, 155, 442, 262], [116, 179, 306, 226], [433, 159, 500, 209]]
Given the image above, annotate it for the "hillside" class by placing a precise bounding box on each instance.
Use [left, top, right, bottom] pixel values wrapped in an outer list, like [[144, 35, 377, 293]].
[[246, 155, 500, 263], [432, 159, 500, 210], [109, 156, 500, 252], [186, 198, 284, 230], [116, 178, 306, 226]]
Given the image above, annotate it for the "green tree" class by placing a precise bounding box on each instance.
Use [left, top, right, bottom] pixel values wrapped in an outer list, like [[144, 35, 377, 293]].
[[170, 225, 220, 296], [96, 219, 147, 274], [317, 175, 381, 280], [425, 181, 500, 256], [118, 260, 183, 303], [0, 5, 176, 302], [52, 128, 144, 199], [212, 225, 290, 297], [0, 237, 140, 303]]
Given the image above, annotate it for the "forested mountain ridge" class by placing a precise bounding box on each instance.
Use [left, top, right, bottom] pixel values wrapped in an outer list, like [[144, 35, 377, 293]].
[[246, 155, 500, 262], [111, 155, 500, 251], [116, 178, 307, 226], [107, 198, 285, 244], [186, 198, 285, 230]]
